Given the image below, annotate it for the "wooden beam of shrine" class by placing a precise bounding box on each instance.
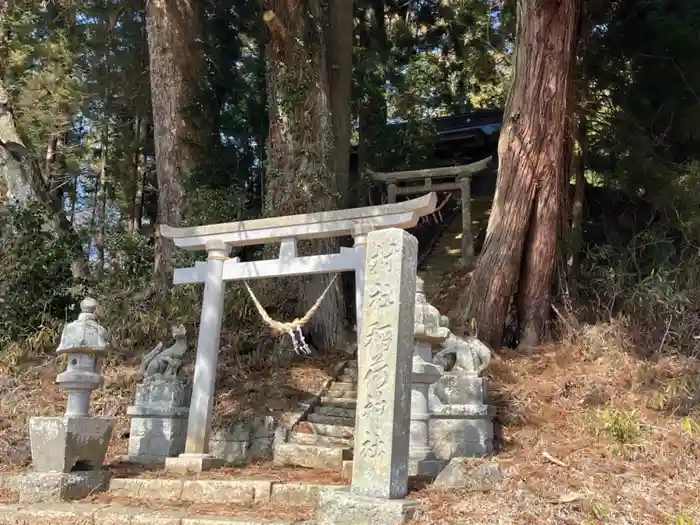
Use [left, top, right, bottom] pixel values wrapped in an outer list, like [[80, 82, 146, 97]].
[[396, 182, 461, 196]]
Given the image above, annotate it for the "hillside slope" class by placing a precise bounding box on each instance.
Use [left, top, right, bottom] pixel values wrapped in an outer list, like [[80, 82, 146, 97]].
[[2, 225, 700, 524]]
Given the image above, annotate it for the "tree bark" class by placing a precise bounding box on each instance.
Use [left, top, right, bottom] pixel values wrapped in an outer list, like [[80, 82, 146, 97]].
[[128, 115, 147, 233], [326, 0, 353, 208], [0, 82, 89, 279], [464, 0, 581, 350], [95, 129, 108, 278], [568, 110, 587, 278], [566, 7, 589, 284], [145, 0, 203, 287], [325, 0, 355, 327], [264, 1, 346, 351]]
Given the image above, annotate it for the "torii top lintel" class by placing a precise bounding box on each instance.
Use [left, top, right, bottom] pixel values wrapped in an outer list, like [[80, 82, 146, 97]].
[[159, 192, 438, 251]]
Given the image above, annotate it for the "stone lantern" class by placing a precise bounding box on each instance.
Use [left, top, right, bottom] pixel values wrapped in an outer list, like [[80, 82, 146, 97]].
[[409, 276, 450, 476], [56, 297, 108, 416], [21, 297, 115, 503]]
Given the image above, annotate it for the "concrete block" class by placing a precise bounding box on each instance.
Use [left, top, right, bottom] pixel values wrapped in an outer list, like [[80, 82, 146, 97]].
[[181, 481, 254, 504], [273, 443, 348, 470], [14, 502, 102, 525], [135, 479, 184, 500], [314, 406, 356, 419], [288, 432, 352, 448], [307, 423, 354, 439]]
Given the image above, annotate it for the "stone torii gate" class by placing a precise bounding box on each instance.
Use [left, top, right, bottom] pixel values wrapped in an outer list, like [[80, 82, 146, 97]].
[[368, 156, 491, 266], [159, 193, 438, 473]]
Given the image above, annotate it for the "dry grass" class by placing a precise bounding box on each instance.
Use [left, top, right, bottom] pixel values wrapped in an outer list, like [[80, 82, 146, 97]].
[[0, 490, 18, 504], [409, 321, 700, 525]]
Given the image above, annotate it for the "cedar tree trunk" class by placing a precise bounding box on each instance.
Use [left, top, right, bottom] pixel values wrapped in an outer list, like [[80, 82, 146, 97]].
[[357, 0, 387, 207], [145, 0, 203, 287], [264, 1, 346, 351], [464, 0, 581, 350]]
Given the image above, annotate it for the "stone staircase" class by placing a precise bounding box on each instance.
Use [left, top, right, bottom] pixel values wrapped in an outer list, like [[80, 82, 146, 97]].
[[419, 195, 492, 300], [273, 360, 358, 476], [418, 212, 465, 300], [273, 198, 493, 475]]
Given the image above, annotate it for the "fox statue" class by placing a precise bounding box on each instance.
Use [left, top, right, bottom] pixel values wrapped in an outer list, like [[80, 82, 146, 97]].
[[140, 325, 188, 380]]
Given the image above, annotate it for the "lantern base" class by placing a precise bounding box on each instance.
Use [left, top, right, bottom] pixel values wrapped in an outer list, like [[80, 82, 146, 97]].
[[28, 416, 115, 473]]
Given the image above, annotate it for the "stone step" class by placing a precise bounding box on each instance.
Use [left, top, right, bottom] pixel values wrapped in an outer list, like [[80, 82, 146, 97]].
[[314, 405, 357, 419], [338, 375, 357, 384], [320, 397, 357, 409], [273, 442, 351, 470], [307, 413, 355, 427], [326, 387, 357, 400], [307, 423, 355, 439], [0, 503, 304, 525], [332, 381, 356, 389], [288, 431, 353, 448]]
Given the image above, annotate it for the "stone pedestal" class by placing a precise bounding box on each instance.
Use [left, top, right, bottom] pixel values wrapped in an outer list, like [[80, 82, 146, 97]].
[[409, 343, 443, 477], [165, 454, 224, 474], [429, 373, 494, 459], [125, 377, 190, 464], [316, 489, 419, 525], [409, 278, 449, 477], [29, 416, 115, 473]]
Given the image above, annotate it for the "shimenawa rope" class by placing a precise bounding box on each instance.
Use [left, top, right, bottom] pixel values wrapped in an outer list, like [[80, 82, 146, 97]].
[[243, 275, 338, 354], [208, 252, 338, 355]]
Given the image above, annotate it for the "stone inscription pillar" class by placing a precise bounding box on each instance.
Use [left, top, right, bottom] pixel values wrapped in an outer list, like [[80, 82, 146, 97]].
[[351, 228, 418, 500], [167, 239, 230, 472]]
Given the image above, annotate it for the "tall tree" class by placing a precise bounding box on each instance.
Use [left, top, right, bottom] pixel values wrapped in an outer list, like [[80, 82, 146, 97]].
[[464, 0, 582, 350], [145, 0, 203, 286], [263, 1, 346, 350], [326, 0, 353, 208], [356, 0, 387, 207]]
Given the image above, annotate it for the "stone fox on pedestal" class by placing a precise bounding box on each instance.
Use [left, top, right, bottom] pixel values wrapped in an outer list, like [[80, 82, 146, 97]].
[[140, 325, 188, 379], [433, 334, 491, 376]]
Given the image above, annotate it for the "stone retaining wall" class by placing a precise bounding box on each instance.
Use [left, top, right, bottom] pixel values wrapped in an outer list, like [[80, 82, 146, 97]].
[[0, 503, 314, 525], [209, 416, 278, 464], [0, 473, 346, 507], [207, 361, 349, 464], [109, 478, 344, 505]]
